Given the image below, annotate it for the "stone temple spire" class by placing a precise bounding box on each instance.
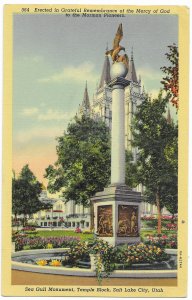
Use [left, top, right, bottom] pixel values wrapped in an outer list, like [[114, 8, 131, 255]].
[[126, 48, 138, 83], [82, 81, 90, 110], [98, 46, 111, 89], [77, 81, 90, 118]]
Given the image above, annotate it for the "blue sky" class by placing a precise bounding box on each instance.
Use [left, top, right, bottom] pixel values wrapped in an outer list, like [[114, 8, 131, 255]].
[[13, 14, 178, 181]]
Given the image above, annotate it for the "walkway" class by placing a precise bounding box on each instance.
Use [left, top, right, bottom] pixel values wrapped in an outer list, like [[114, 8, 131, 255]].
[[12, 270, 177, 286]]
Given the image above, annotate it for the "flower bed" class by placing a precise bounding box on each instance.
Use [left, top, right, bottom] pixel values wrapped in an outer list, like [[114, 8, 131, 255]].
[[122, 243, 168, 264], [21, 226, 38, 235], [12, 238, 176, 284], [144, 234, 177, 249], [14, 236, 80, 251], [141, 215, 177, 221], [22, 226, 36, 231]]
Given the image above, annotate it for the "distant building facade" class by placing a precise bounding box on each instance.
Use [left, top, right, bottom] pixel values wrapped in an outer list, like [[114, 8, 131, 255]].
[[33, 191, 91, 229]]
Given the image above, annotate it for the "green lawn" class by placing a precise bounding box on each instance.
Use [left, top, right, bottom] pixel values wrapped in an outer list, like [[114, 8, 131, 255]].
[[37, 230, 93, 241]]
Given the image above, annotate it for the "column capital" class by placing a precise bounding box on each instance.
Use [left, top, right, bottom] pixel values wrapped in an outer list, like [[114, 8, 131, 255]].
[[108, 77, 130, 90]]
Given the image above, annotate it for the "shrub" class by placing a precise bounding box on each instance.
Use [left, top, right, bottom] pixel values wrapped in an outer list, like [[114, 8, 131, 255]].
[[66, 241, 89, 265], [75, 227, 82, 233], [121, 243, 169, 265], [89, 239, 116, 283]]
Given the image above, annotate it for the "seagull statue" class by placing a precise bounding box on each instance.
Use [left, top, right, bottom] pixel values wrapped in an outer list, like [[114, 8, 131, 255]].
[[106, 23, 129, 69]]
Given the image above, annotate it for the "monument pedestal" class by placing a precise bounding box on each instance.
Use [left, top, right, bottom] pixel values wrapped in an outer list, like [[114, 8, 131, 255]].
[[91, 185, 141, 246]]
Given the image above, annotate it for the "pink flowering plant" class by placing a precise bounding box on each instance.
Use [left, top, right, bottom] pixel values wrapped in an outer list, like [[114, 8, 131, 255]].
[[21, 226, 38, 235], [21, 226, 36, 231], [144, 234, 177, 249]]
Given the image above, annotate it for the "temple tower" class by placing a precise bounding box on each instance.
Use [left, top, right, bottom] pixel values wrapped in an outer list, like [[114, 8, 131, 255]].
[[77, 81, 91, 118], [92, 51, 112, 128]]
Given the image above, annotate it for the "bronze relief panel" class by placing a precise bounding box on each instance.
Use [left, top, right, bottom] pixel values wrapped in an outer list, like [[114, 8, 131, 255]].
[[97, 205, 113, 237], [117, 205, 139, 237]]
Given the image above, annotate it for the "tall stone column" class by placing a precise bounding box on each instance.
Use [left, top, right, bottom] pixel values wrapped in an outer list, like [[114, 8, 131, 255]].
[[109, 63, 129, 185], [91, 62, 142, 246]]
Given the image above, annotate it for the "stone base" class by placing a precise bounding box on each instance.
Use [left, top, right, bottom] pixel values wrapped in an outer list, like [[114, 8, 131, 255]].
[[91, 185, 142, 246]]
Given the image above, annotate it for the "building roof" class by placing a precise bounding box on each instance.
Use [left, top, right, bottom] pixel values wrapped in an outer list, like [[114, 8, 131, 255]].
[[98, 54, 111, 89], [126, 50, 138, 83]]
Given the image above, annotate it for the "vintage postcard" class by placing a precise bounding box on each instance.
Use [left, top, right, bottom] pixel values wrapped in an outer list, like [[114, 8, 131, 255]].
[[2, 4, 189, 297]]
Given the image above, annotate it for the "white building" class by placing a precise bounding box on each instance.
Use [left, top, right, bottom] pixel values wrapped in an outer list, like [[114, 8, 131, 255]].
[[33, 191, 91, 229]]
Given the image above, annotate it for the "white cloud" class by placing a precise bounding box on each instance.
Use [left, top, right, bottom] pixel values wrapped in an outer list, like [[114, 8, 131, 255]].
[[15, 108, 77, 144], [37, 109, 75, 121], [21, 107, 76, 122], [21, 107, 39, 116], [38, 62, 98, 84], [137, 67, 161, 81], [15, 126, 65, 144]]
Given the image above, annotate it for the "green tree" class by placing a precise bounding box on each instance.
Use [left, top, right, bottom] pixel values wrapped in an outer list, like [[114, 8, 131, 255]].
[[125, 150, 138, 188], [132, 93, 178, 233], [12, 165, 43, 225], [45, 116, 111, 228], [161, 44, 179, 109]]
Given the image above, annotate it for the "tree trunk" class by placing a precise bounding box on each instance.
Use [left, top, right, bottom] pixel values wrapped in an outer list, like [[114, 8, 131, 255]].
[[90, 201, 94, 232], [156, 190, 162, 234], [14, 213, 18, 230], [23, 214, 27, 227]]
